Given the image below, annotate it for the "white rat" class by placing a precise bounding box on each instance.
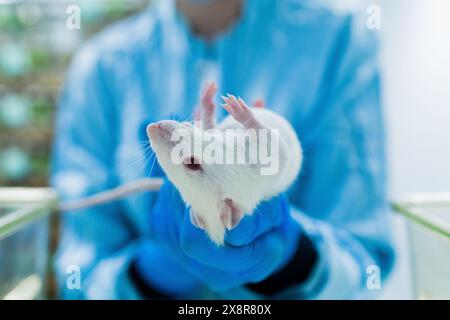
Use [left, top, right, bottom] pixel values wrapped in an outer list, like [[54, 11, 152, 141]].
[[147, 83, 302, 245]]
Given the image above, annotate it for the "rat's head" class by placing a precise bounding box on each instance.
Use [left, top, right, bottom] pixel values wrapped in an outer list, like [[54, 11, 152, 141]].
[[147, 120, 262, 244], [146, 120, 213, 182]]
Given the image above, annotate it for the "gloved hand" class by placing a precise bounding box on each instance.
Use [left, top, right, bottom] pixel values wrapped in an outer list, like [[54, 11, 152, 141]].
[[144, 180, 302, 292]]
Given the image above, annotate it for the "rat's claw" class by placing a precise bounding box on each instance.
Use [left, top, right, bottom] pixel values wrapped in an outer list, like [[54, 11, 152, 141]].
[[220, 206, 232, 230], [230, 95, 240, 108], [221, 96, 233, 107], [226, 95, 241, 113], [237, 97, 248, 110], [221, 103, 231, 113]]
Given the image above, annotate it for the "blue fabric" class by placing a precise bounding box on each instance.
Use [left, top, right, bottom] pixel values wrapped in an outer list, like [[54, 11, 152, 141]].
[[51, 0, 395, 299]]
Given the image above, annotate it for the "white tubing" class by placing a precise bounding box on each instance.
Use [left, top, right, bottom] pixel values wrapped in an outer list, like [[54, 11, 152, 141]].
[[58, 178, 164, 211]]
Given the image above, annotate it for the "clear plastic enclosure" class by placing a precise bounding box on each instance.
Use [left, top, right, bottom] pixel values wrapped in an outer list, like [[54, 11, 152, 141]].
[[0, 188, 56, 299], [393, 193, 450, 299]]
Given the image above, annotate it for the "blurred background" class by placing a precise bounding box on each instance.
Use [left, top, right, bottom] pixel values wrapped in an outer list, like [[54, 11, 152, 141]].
[[0, 0, 449, 299], [0, 0, 149, 299]]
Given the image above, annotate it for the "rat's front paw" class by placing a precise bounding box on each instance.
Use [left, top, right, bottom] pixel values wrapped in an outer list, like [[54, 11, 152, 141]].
[[201, 82, 217, 113], [200, 82, 217, 129], [221, 94, 254, 126], [189, 198, 245, 246]]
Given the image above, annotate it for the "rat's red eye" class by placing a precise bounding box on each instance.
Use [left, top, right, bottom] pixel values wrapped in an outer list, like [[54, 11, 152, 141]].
[[183, 156, 202, 171]]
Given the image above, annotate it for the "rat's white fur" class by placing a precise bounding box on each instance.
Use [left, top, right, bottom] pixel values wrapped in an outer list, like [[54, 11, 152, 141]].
[[148, 108, 302, 245]]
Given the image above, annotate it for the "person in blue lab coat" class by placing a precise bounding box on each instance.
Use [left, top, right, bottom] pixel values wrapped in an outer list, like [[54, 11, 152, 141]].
[[51, 0, 395, 299]]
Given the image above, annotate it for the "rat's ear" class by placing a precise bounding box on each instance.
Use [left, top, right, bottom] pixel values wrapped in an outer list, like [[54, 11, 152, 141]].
[[220, 198, 244, 230], [253, 99, 265, 108]]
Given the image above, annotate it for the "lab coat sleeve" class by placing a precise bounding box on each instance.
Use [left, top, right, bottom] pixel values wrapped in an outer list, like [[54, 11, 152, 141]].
[[275, 16, 395, 299], [51, 44, 146, 299]]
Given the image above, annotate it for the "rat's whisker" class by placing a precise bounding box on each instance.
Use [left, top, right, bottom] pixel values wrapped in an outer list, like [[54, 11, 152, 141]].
[[130, 148, 152, 164], [142, 145, 153, 155], [128, 145, 156, 172], [147, 154, 158, 177], [138, 141, 151, 147]]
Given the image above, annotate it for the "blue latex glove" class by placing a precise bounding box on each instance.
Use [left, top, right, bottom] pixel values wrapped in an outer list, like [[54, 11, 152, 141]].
[[133, 239, 204, 298], [143, 180, 302, 292]]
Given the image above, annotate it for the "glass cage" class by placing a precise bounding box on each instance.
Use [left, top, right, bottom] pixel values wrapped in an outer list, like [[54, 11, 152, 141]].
[[393, 193, 450, 299], [0, 188, 57, 299], [0, 188, 449, 299]]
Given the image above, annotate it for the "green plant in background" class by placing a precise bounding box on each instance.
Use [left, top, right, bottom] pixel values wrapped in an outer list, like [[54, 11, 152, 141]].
[[0, 5, 22, 31], [107, 1, 129, 20], [30, 50, 52, 72], [30, 100, 53, 126]]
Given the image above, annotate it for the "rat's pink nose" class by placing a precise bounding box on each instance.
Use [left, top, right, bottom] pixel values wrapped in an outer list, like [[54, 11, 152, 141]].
[[146, 123, 161, 137], [147, 120, 180, 141]]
